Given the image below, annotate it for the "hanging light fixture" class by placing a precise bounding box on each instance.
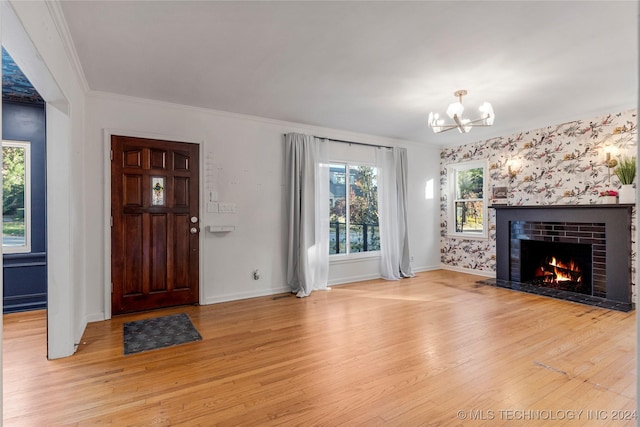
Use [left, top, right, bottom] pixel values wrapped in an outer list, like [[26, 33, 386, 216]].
[[428, 90, 495, 134]]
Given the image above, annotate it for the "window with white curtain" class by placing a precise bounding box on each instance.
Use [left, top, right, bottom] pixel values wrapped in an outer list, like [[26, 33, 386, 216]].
[[329, 163, 380, 255], [448, 160, 487, 238]]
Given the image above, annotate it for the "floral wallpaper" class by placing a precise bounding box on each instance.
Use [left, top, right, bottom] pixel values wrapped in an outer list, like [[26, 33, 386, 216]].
[[440, 109, 637, 301]]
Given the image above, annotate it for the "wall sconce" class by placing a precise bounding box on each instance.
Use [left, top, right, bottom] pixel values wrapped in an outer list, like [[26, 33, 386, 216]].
[[604, 145, 618, 168], [604, 145, 618, 187], [507, 159, 521, 178]]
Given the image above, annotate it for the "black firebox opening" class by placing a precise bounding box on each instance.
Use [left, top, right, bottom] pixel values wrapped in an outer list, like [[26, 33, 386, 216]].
[[520, 240, 593, 296]]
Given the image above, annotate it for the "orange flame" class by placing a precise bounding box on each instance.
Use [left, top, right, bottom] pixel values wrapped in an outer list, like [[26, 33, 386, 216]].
[[536, 257, 582, 284]]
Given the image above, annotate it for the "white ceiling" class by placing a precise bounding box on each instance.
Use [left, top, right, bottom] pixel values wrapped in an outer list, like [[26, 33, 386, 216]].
[[58, 1, 638, 146]]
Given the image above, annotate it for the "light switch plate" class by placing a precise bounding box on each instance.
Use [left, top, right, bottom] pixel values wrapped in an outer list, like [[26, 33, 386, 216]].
[[207, 202, 219, 213], [219, 202, 237, 213]]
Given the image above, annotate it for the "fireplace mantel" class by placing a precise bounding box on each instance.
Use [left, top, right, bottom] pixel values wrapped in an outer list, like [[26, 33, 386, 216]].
[[491, 204, 633, 309], [490, 204, 634, 210]]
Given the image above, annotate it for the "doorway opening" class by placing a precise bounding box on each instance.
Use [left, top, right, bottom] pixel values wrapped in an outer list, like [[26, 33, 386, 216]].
[[1, 47, 47, 314]]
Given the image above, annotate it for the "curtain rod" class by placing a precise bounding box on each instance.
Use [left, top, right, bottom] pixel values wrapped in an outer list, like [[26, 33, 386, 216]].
[[321, 137, 393, 150], [285, 132, 392, 150]]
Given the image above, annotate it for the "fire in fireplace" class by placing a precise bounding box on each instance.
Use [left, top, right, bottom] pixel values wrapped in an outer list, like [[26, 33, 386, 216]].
[[520, 240, 592, 296], [534, 256, 583, 286]]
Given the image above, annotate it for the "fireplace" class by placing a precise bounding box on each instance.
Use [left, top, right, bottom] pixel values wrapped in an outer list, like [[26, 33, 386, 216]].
[[519, 240, 592, 295], [486, 205, 633, 311]]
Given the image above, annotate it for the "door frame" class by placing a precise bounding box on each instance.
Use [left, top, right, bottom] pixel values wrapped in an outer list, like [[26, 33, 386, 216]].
[[103, 129, 203, 319], [3, 0, 74, 360]]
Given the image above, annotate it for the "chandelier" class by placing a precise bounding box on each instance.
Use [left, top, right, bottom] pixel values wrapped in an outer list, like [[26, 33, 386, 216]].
[[428, 90, 495, 134]]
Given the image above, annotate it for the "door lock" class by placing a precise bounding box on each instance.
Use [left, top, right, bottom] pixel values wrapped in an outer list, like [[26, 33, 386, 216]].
[[190, 227, 198, 234]]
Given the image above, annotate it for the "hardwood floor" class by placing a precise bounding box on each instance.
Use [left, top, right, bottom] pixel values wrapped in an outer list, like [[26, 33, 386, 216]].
[[3, 270, 636, 426]]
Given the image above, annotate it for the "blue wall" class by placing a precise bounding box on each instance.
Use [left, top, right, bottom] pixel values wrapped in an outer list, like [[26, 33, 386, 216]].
[[3, 101, 46, 313]]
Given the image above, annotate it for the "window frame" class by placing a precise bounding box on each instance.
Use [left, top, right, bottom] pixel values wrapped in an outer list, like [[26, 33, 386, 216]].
[[2, 139, 32, 254], [329, 161, 381, 259], [447, 159, 488, 239]]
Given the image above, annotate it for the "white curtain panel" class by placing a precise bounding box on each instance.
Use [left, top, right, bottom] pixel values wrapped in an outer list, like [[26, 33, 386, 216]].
[[377, 147, 401, 279], [395, 147, 414, 278], [285, 133, 329, 297], [377, 147, 414, 280]]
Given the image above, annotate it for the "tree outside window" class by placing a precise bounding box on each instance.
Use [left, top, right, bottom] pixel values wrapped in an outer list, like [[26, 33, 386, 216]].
[[3, 141, 31, 253], [329, 164, 379, 255]]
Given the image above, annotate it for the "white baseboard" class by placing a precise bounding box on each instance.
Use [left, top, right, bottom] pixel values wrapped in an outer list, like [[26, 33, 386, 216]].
[[412, 264, 441, 273], [439, 264, 496, 278], [328, 264, 443, 285], [85, 312, 107, 324], [74, 318, 89, 353], [204, 285, 292, 305], [328, 273, 381, 286]]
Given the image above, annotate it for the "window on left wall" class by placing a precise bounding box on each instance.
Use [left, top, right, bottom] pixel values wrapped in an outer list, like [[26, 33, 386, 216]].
[[3, 140, 31, 253]]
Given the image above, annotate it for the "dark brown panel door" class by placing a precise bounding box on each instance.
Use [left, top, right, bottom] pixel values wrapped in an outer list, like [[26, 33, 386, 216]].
[[111, 135, 199, 315]]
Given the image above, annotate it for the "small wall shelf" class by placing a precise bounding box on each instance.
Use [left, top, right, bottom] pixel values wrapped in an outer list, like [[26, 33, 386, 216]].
[[207, 225, 235, 233]]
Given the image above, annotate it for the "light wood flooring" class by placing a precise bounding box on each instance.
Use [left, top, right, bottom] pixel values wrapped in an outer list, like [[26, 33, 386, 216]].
[[3, 270, 637, 426]]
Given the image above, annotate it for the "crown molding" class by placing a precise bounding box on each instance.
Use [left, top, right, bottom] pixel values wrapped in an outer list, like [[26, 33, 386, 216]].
[[87, 90, 437, 150], [45, 0, 90, 93]]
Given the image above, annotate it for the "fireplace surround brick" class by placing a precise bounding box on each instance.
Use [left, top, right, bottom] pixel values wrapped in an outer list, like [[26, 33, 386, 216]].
[[510, 221, 606, 297]]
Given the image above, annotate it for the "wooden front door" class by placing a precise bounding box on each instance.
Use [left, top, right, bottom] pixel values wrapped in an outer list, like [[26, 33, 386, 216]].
[[111, 135, 199, 315]]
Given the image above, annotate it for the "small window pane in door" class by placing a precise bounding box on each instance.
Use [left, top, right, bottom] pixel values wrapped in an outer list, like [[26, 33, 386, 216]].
[[151, 177, 165, 206]]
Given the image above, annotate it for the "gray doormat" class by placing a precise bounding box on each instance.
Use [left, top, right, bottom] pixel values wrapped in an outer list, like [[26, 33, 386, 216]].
[[123, 313, 202, 355]]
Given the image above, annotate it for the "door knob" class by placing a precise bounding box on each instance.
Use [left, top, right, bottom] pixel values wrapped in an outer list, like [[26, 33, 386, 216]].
[[191, 216, 198, 223], [190, 227, 198, 234]]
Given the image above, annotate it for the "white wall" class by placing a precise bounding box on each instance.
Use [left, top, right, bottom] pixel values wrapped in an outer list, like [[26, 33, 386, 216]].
[[85, 92, 441, 319]]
